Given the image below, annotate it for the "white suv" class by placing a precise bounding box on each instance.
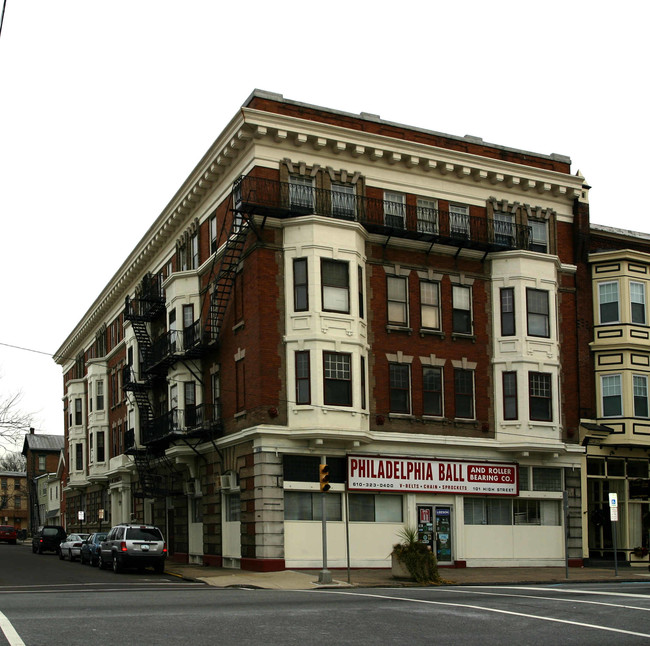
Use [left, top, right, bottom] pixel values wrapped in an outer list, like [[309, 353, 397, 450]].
[[99, 523, 167, 574]]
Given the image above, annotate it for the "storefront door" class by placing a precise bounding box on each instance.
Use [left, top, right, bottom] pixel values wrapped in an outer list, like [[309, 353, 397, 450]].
[[417, 505, 453, 564]]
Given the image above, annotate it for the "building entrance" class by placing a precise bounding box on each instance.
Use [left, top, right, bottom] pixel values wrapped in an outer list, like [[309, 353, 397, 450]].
[[417, 505, 453, 564]]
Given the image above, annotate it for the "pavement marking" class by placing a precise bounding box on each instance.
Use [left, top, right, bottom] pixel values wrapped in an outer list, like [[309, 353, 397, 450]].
[[0, 611, 26, 646], [443, 587, 650, 612], [309, 589, 650, 639], [473, 585, 650, 600]]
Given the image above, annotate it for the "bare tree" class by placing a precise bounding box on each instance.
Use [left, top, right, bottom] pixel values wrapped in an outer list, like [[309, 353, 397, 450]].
[[0, 389, 33, 445], [0, 451, 26, 471]]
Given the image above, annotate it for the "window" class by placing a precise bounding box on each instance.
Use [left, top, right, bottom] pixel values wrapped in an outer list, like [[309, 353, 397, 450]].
[[89, 383, 92, 413], [96, 380, 104, 411], [284, 491, 342, 521], [387, 276, 408, 326], [185, 382, 196, 426], [420, 281, 440, 330], [634, 375, 649, 418], [500, 287, 515, 336], [514, 500, 560, 525], [38, 455, 46, 471], [295, 351, 311, 405], [417, 198, 438, 234], [601, 374, 622, 417], [423, 366, 443, 416], [631, 282, 646, 324], [323, 352, 352, 406], [454, 369, 474, 419], [97, 432, 105, 462], [331, 183, 355, 218], [183, 304, 197, 347], [599, 281, 619, 324], [532, 467, 562, 491], [452, 285, 472, 334], [384, 191, 405, 228], [75, 443, 83, 471], [529, 372, 552, 421], [190, 233, 199, 269], [503, 371, 518, 420], [321, 259, 349, 313], [358, 266, 364, 319], [74, 398, 82, 426], [348, 494, 403, 522], [526, 288, 550, 337], [361, 355, 367, 410], [493, 211, 515, 246], [293, 258, 308, 312], [210, 215, 217, 253], [212, 373, 221, 422], [449, 204, 470, 239], [289, 175, 314, 210], [235, 359, 245, 413], [225, 492, 240, 522], [14, 496, 21, 509], [389, 364, 411, 414], [464, 498, 512, 525], [1, 479, 5, 489], [529, 219, 548, 253]]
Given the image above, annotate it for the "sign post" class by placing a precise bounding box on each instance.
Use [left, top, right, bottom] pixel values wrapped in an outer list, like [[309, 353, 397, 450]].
[[609, 493, 619, 577], [318, 456, 332, 585]]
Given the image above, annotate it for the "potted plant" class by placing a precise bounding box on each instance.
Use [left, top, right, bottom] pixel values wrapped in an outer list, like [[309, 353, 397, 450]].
[[391, 526, 442, 584], [632, 546, 648, 558]]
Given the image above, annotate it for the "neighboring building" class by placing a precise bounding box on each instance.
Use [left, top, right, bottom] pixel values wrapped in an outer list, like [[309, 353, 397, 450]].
[[54, 90, 589, 570], [580, 224, 650, 565], [0, 471, 27, 530], [22, 430, 65, 532]]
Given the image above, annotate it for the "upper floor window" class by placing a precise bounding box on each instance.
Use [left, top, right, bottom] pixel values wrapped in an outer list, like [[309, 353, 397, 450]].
[[210, 215, 218, 254], [74, 398, 83, 426], [293, 258, 308, 312], [417, 198, 438, 234], [38, 455, 46, 471], [358, 266, 365, 320], [500, 287, 515, 336], [387, 276, 408, 326], [634, 375, 649, 418], [493, 211, 515, 247], [190, 233, 199, 270], [598, 281, 619, 324], [384, 191, 405, 229], [601, 374, 622, 417], [529, 220, 548, 253], [454, 368, 475, 419], [449, 204, 470, 239], [323, 352, 352, 407], [423, 366, 443, 416], [529, 372, 552, 421], [295, 351, 311, 405], [331, 183, 355, 218], [389, 364, 411, 414], [503, 371, 518, 420], [420, 281, 441, 330], [526, 288, 550, 337], [631, 281, 646, 324], [289, 175, 314, 210], [96, 380, 104, 411], [452, 285, 472, 334], [75, 443, 83, 471], [321, 259, 349, 313]]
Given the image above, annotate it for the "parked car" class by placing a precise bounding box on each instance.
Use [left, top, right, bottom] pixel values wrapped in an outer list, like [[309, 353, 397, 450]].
[[32, 526, 67, 554], [80, 532, 107, 566], [99, 523, 167, 573], [0, 525, 17, 544], [59, 533, 90, 561]]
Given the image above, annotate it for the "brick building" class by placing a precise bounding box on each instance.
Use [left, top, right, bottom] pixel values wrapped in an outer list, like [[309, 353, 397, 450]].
[[54, 91, 590, 570], [21, 429, 65, 532], [0, 471, 27, 530]]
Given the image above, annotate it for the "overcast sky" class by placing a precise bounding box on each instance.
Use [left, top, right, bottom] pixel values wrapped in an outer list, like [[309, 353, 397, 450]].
[[0, 1, 647, 451]]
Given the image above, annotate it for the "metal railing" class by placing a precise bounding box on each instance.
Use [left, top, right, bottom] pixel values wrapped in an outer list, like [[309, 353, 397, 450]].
[[142, 404, 222, 445], [234, 175, 532, 251]]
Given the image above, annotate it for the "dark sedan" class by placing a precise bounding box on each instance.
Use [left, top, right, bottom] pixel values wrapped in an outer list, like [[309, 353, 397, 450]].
[[80, 532, 108, 566]]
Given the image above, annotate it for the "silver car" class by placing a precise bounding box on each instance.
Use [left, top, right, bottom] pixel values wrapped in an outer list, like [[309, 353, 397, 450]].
[[59, 533, 90, 561], [98, 523, 167, 574]]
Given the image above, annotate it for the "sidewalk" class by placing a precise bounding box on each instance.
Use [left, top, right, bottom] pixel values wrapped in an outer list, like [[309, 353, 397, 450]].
[[165, 563, 650, 590]]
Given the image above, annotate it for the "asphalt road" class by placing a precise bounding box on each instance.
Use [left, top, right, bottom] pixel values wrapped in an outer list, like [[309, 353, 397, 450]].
[[3, 543, 650, 645]]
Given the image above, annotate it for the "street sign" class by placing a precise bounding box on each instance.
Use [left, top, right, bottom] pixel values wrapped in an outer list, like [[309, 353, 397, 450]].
[[608, 493, 618, 508], [98, 509, 104, 520], [78, 510, 85, 521], [610, 506, 619, 521]]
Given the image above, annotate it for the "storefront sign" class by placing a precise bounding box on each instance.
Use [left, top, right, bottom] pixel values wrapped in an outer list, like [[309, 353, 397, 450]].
[[347, 455, 518, 495]]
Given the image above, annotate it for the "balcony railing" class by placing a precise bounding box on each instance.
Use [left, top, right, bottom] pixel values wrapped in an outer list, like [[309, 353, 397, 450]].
[[147, 321, 203, 371], [142, 404, 222, 445], [124, 273, 165, 322], [234, 176, 532, 252]]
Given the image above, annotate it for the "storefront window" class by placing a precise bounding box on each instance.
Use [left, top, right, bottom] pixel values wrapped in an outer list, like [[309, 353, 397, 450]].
[[348, 494, 403, 522], [284, 491, 342, 521], [464, 498, 512, 525], [532, 467, 562, 491]]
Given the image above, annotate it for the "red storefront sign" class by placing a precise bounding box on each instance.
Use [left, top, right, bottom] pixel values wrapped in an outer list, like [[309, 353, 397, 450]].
[[347, 455, 518, 495]]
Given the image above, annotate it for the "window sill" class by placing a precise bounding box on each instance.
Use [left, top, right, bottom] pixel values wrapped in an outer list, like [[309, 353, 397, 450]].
[[234, 411, 247, 420], [388, 413, 414, 420], [451, 333, 476, 343], [419, 329, 445, 339], [232, 321, 245, 333], [386, 325, 413, 335]]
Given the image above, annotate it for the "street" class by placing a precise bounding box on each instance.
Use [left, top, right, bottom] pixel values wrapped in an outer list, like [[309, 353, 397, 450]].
[[3, 544, 650, 644]]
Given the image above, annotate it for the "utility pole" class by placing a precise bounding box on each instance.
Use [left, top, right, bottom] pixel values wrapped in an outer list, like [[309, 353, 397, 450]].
[[318, 457, 332, 584]]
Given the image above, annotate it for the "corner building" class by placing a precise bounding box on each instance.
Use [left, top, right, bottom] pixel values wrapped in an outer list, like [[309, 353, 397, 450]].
[[55, 91, 588, 570]]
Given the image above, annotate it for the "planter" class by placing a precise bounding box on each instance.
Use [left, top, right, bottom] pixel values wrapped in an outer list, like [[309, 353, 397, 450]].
[[391, 553, 412, 579]]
